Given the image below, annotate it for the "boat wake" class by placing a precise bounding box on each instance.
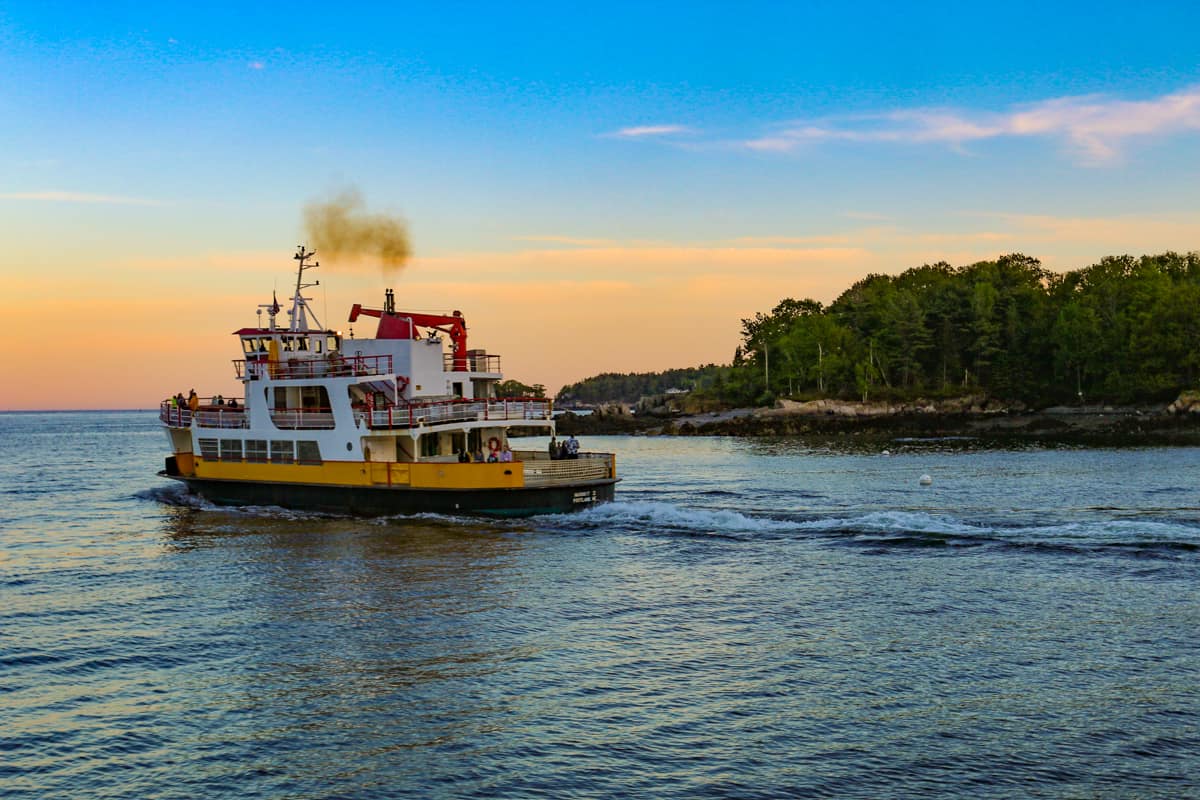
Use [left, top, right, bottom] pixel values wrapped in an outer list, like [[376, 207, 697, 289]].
[[541, 501, 1200, 555], [795, 510, 1200, 552], [140, 484, 1200, 555], [136, 484, 206, 508], [139, 483, 339, 521], [549, 500, 805, 537]]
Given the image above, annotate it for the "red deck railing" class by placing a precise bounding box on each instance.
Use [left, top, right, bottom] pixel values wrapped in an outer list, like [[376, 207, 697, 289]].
[[233, 354, 393, 380], [160, 398, 247, 429], [366, 397, 551, 429], [162, 394, 550, 430]]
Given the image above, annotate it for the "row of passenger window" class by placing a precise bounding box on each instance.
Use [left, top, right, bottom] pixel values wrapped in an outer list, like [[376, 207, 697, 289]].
[[198, 438, 322, 464]]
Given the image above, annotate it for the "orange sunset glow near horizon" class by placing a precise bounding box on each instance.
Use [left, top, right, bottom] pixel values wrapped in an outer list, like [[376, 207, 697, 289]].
[[4, 210, 1200, 411], [4, 6, 1200, 410]]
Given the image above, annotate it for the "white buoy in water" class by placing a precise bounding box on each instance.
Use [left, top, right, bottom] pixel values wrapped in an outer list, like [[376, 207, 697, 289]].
[[919, 474, 933, 486], [881, 449, 891, 456]]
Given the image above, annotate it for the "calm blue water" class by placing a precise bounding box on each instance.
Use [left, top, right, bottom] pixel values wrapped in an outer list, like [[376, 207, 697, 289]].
[[3, 411, 1199, 798]]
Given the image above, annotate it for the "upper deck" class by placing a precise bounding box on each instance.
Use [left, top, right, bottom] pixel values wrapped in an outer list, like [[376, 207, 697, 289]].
[[233, 354, 393, 381], [161, 245, 550, 438], [160, 395, 552, 431]]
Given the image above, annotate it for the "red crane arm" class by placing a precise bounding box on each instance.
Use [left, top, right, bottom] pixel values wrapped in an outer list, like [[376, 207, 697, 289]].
[[348, 303, 470, 371]]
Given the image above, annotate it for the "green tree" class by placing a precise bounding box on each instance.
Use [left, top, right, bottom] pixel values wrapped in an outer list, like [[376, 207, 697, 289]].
[[497, 379, 546, 398]]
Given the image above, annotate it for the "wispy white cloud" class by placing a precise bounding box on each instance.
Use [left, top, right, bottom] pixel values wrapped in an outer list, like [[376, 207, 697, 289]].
[[605, 124, 691, 139], [740, 85, 1200, 164], [0, 190, 159, 206]]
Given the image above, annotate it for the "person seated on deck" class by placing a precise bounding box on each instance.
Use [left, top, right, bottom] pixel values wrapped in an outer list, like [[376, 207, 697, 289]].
[[457, 449, 470, 463], [473, 449, 485, 462], [227, 398, 239, 409], [487, 450, 498, 463], [500, 445, 514, 463]]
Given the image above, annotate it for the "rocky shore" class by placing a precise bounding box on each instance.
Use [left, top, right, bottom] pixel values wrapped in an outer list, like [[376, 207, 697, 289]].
[[555, 391, 1200, 446]]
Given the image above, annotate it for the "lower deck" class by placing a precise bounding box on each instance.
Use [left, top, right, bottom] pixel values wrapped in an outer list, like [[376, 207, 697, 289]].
[[166, 449, 615, 491], [165, 471, 617, 517]]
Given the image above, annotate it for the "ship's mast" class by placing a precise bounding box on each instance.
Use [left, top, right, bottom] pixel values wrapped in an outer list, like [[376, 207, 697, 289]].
[[288, 245, 323, 332]]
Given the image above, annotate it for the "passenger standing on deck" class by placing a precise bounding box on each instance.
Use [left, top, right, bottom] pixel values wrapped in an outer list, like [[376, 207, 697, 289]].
[[566, 434, 579, 459], [548, 436, 558, 460], [187, 390, 199, 413], [500, 445, 513, 463]]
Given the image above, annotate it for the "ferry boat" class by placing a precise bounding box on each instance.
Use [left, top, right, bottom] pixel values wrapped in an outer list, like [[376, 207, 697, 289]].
[[159, 247, 617, 516]]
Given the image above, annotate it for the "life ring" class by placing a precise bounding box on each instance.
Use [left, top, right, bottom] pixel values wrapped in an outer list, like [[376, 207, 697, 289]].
[[487, 436, 501, 454]]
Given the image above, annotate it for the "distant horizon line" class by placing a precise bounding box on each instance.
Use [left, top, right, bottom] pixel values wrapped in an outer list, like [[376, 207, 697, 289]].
[[0, 408, 157, 413]]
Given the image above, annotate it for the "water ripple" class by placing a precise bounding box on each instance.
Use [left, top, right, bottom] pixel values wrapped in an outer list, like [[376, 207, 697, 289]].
[[3, 416, 1200, 798]]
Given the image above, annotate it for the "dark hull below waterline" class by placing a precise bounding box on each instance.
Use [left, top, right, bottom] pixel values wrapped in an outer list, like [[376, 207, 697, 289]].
[[162, 473, 618, 517]]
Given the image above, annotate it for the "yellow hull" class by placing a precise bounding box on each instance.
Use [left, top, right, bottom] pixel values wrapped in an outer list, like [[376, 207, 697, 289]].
[[184, 457, 529, 490]]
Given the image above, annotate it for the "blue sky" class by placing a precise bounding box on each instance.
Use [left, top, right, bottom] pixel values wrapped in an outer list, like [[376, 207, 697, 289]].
[[3, 2, 1200, 406]]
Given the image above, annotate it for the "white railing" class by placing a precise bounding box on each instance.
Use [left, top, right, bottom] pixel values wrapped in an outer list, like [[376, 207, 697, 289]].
[[520, 452, 613, 486], [444, 352, 502, 373], [160, 403, 192, 428], [160, 398, 246, 428], [234, 354, 393, 381], [369, 398, 552, 429], [194, 408, 249, 429]]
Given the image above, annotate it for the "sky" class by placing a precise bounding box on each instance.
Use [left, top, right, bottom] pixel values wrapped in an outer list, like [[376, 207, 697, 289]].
[[3, 1, 1200, 409]]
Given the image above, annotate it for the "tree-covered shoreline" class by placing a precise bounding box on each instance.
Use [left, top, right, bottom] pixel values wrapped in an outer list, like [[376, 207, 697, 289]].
[[558, 251, 1200, 409]]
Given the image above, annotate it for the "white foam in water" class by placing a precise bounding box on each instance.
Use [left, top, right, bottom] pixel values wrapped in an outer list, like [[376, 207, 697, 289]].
[[795, 510, 987, 537], [146, 483, 1200, 547], [370, 511, 470, 526], [1014, 518, 1200, 545], [141, 484, 215, 510], [144, 485, 335, 520], [235, 504, 334, 521], [566, 500, 795, 534], [136, 484, 192, 505]]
